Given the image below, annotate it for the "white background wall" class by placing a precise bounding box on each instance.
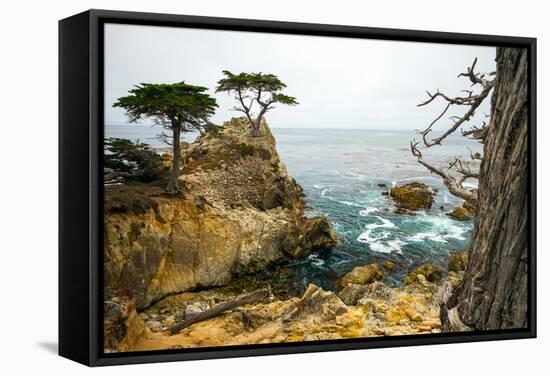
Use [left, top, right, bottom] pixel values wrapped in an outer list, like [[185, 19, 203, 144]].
[[0, 0, 546, 374]]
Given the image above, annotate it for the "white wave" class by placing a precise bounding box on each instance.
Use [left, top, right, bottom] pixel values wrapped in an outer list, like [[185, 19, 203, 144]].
[[359, 207, 379, 216], [369, 239, 406, 254], [412, 215, 468, 241], [357, 216, 397, 244], [446, 225, 468, 241], [339, 200, 356, 206], [320, 187, 333, 197], [313, 184, 324, 190], [408, 232, 448, 243], [306, 253, 325, 267]]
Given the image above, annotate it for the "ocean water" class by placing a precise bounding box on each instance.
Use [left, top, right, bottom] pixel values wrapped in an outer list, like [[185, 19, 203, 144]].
[[269, 128, 480, 292], [105, 124, 199, 147], [104, 124, 481, 293]]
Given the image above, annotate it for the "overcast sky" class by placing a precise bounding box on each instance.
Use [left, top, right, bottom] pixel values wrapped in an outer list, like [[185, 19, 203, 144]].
[[104, 23, 496, 130]]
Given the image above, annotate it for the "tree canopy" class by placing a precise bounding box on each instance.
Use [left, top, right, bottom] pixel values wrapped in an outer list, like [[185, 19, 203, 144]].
[[216, 71, 298, 136], [113, 82, 218, 131], [113, 81, 218, 193]]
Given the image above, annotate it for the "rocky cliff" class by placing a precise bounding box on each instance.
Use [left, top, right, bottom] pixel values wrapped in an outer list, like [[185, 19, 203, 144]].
[[104, 118, 337, 309]]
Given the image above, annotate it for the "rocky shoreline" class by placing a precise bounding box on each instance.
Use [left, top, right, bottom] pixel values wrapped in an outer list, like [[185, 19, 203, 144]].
[[103, 117, 472, 352], [104, 254, 468, 352]]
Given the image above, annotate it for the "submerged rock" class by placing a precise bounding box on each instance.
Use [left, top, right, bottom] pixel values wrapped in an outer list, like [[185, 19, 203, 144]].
[[390, 182, 434, 211], [337, 263, 383, 290]]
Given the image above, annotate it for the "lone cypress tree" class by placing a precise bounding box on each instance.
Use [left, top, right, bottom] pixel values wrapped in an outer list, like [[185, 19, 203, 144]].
[[216, 71, 298, 137], [114, 82, 218, 193]]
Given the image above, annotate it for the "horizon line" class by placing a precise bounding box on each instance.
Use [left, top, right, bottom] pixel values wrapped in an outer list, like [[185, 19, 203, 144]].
[[104, 123, 419, 132]]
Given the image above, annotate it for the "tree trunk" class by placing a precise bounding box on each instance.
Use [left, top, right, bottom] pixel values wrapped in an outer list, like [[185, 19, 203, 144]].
[[169, 288, 271, 335], [250, 119, 261, 137], [167, 125, 182, 193], [441, 47, 529, 331]]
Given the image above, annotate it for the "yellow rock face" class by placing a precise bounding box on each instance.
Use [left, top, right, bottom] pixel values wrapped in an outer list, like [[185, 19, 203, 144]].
[[337, 263, 383, 290]]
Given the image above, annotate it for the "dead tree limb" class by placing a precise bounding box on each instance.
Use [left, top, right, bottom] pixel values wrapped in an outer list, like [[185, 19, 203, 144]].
[[409, 58, 494, 204], [169, 288, 271, 335], [416, 58, 494, 147], [411, 142, 477, 204]]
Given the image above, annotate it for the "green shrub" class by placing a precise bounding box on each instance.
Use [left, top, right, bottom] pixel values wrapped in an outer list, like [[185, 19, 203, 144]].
[[104, 138, 164, 182]]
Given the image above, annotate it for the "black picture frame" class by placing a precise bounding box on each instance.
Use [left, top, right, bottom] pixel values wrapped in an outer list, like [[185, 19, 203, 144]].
[[59, 9, 537, 367]]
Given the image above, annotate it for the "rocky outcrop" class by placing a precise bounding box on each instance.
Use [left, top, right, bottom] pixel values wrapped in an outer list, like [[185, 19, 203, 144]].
[[104, 117, 337, 309], [390, 182, 434, 212], [103, 289, 148, 353], [405, 264, 443, 285], [336, 263, 383, 290], [447, 200, 475, 221], [447, 206, 472, 221]]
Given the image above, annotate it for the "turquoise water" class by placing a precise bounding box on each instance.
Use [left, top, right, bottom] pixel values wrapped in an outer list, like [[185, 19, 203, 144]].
[[105, 124, 480, 293], [270, 128, 479, 292]]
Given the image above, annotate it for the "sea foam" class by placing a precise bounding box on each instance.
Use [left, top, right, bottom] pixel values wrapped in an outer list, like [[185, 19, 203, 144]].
[[357, 216, 405, 253], [359, 207, 379, 216]]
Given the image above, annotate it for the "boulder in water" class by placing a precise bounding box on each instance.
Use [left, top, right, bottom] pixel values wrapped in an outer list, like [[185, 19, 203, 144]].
[[447, 206, 472, 221], [390, 182, 433, 211]]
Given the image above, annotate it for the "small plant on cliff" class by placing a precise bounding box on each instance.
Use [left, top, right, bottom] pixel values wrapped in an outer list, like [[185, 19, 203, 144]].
[[215, 71, 298, 137], [104, 138, 164, 183], [114, 82, 218, 193]]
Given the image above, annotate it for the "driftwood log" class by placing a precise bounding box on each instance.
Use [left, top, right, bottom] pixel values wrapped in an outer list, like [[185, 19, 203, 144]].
[[169, 288, 271, 335]]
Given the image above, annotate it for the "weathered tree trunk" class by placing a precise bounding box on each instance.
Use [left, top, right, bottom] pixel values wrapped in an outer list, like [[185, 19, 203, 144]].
[[442, 47, 529, 331], [169, 288, 270, 335], [167, 125, 182, 192]]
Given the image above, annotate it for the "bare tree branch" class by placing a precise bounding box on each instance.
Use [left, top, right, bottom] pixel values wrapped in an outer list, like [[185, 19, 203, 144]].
[[462, 120, 488, 141], [416, 58, 495, 147], [410, 142, 477, 204], [467, 147, 482, 160]]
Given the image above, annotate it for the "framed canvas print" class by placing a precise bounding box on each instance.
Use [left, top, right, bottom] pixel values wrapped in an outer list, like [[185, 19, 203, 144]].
[[58, 9, 537, 366]]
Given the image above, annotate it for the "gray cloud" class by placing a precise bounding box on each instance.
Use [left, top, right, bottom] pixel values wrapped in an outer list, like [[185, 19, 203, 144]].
[[105, 23, 496, 130]]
